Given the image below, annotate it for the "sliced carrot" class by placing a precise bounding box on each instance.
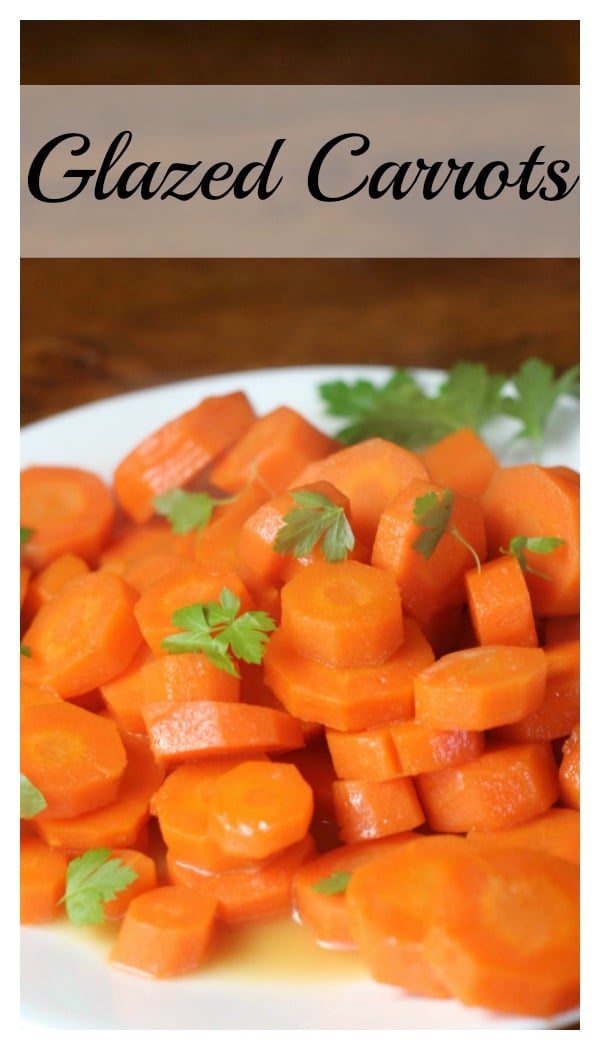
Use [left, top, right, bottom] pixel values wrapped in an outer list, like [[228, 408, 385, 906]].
[[388, 721, 485, 776], [482, 463, 580, 617], [291, 436, 430, 551], [209, 405, 338, 495], [33, 731, 164, 851], [465, 554, 538, 647], [416, 740, 560, 832], [207, 760, 314, 861], [166, 833, 316, 923], [99, 643, 156, 735], [292, 832, 420, 948], [559, 722, 580, 810], [418, 426, 500, 500], [113, 390, 256, 523], [102, 848, 159, 920], [280, 736, 340, 851], [21, 552, 90, 627], [20, 681, 65, 708], [413, 644, 548, 731], [193, 476, 274, 571], [466, 807, 580, 866], [140, 651, 240, 707], [20, 570, 143, 698], [263, 617, 434, 732], [491, 639, 579, 742], [110, 884, 218, 977], [20, 465, 116, 572], [142, 699, 306, 765], [20, 837, 68, 924], [279, 560, 404, 668], [20, 702, 128, 819], [424, 845, 579, 1017], [99, 519, 196, 581], [333, 775, 425, 843], [325, 725, 401, 782]]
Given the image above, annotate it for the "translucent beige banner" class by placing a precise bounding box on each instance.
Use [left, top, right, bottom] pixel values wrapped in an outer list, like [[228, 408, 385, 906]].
[[20, 86, 579, 257]]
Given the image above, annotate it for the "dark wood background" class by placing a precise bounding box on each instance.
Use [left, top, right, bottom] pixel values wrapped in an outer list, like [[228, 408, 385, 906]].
[[20, 21, 580, 426]]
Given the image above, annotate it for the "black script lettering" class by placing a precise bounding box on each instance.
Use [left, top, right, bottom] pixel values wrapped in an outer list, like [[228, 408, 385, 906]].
[[27, 132, 94, 203], [368, 161, 420, 200], [307, 133, 370, 202], [453, 160, 510, 201], [93, 131, 137, 199], [233, 138, 285, 199], [541, 160, 580, 201], [505, 145, 547, 199], [420, 159, 462, 200]]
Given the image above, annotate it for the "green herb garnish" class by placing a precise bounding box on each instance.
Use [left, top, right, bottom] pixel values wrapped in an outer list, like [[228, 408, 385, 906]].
[[412, 489, 482, 572], [152, 487, 236, 534], [501, 535, 566, 580], [312, 871, 352, 895], [59, 848, 138, 927], [273, 490, 355, 563], [20, 773, 47, 818]]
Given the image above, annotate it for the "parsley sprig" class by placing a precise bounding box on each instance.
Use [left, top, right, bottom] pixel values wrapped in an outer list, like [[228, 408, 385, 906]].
[[59, 848, 138, 926], [312, 871, 352, 895], [273, 490, 355, 563], [412, 489, 482, 572], [20, 773, 47, 818], [500, 359, 580, 458], [161, 586, 276, 677], [152, 488, 236, 534], [501, 535, 565, 580]]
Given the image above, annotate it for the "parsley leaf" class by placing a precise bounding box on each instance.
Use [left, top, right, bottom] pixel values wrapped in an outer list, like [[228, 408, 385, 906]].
[[20, 643, 32, 658], [273, 489, 355, 562], [152, 487, 235, 534], [412, 489, 482, 572], [501, 359, 580, 455], [20, 773, 47, 818], [312, 871, 352, 895], [161, 587, 276, 677], [501, 534, 565, 580], [59, 848, 139, 926], [21, 526, 33, 545]]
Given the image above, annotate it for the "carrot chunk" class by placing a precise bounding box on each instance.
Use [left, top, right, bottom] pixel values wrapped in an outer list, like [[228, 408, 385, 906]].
[[559, 722, 580, 810], [418, 426, 500, 500], [491, 639, 579, 743], [20, 838, 68, 924], [466, 807, 579, 866], [332, 774, 425, 843], [102, 848, 159, 920], [110, 885, 218, 977], [465, 554, 538, 648], [21, 552, 90, 627], [388, 721, 485, 776], [325, 725, 402, 782]]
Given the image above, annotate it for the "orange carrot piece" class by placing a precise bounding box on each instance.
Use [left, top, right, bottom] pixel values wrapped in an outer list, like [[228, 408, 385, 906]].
[[466, 807, 580, 866], [423, 845, 579, 1017], [332, 774, 425, 843], [20, 465, 116, 572], [263, 617, 434, 732], [20, 570, 143, 698], [102, 848, 159, 920], [20, 838, 68, 924], [413, 644, 548, 731], [325, 725, 401, 782], [99, 519, 196, 580], [33, 731, 164, 851], [280, 736, 339, 851], [110, 885, 218, 977], [20, 702, 128, 819], [207, 760, 314, 860], [482, 463, 580, 617], [418, 426, 500, 500], [193, 476, 274, 571], [292, 832, 420, 948], [167, 833, 316, 923], [21, 552, 90, 627], [142, 699, 306, 765], [346, 833, 471, 997], [209, 405, 338, 495], [559, 722, 580, 810], [465, 554, 538, 647], [139, 652, 240, 707], [20, 681, 65, 708], [388, 721, 485, 776], [113, 390, 256, 524], [99, 643, 156, 735], [291, 437, 430, 551], [491, 639, 579, 742], [416, 740, 560, 832]]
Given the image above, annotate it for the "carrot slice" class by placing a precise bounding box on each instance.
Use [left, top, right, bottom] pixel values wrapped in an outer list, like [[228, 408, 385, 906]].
[[20, 465, 116, 572], [559, 722, 580, 810], [465, 554, 538, 648], [113, 390, 256, 523], [20, 681, 65, 708], [140, 652, 240, 706], [21, 570, 143, 698], [99, 519, 196, 581], [491, 639, 579, 742], [20, 838, 68, 924], [325, 725, 401, 782], [99, 644, 156, 735], [424, 845, 580, 1017], [333, 775, 425, 843], [21, 552, 90, 627], [110, 885, 218, 977], [416, 740, 560, 832], [263, 618, 434, 732], [207, 760, 314, 860], [102, 848, 159, 920], [418, 426, 500, 500], [467, 807, 580, 866], [413, 645, 548, 731], [20, 702, 128, 819], [388, 721, 485, 776], [193, 476, 274, 571]]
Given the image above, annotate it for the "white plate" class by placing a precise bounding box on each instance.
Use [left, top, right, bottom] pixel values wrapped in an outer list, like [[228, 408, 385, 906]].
[[20, 365, 580, 1031]]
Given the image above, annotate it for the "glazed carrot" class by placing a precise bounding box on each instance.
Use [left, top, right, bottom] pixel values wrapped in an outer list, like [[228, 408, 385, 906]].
[[416, 740, 560, 832], [20, 570, 143, 698], [193, 476, 274, 571], [142, 699, 306, 765], [346, 833, 470, 997], [371, 478, 487, 653], [280, 736, 339, 850], [466, 807, 580, 866], [263, 617, 434, 732], [209, 405, 338, 495], [102, 849, 159, 920], [482, 463, 580, 617], [20, 465, 116, 572], [559, 722, 580, 810], [166, 833, 316, 923], [292, 832, 420, 948], [207, 760, 314, 860], [543, 613, 579, 645], [20, 681, 65, 708], [423, 845, 580, 1017], [20, 702, 128, 819], [21, 552, 90, 627], [33, 731, 164, 852], [113, 390, 256, 523], [332, 775, 425, 843], [325, 724, 401, 782], [99, 519, 196, 579], [465, 554, 538, 648], [110, 885, 218, 977], [279, 560, 404, 668], [139, 651, 241, 706], [414, 644, 548, 731], [418, 426, 500, 500], [99, 643, 156, 735], [491, 639, 579, 742], [291, 436, 430, 550], [388, 721, 485, 776], [20, 838, 68, 924]]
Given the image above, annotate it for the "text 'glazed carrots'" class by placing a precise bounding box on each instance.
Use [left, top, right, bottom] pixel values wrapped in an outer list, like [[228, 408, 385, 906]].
[[20, 380, 580, 1021]]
